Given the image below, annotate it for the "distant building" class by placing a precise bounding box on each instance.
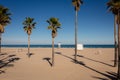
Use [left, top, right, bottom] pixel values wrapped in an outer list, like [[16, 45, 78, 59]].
[[77, 44, 83, 50], [58, 42, 61, 48]]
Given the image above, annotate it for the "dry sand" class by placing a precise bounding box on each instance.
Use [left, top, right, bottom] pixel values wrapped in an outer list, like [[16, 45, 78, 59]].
[[0, 48, 117, 80]]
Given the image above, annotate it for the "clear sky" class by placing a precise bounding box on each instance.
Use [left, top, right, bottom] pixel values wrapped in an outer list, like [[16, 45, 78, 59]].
[[0, 0, 114, 45]]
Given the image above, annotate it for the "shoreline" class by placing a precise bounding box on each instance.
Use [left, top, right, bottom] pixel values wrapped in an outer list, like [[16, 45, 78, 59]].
[[0, 44, 114, 48], [1, 46, 114, 48]]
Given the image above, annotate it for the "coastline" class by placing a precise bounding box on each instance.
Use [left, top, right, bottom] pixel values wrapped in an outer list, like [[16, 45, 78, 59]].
[[1, 44, 114, 48]]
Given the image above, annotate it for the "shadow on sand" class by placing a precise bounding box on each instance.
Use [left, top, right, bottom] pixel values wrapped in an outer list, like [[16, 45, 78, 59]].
[[0, 53, 7, 56], [55, 52, 117, 80], [92, 71, 117, 80], [0, 53, 20, 74], [27, 53, 34, 58], [43, 57, 52, 67], [55, 52, 74, 61], [72, 60, 117, 80], [77, 54, 114, 67]]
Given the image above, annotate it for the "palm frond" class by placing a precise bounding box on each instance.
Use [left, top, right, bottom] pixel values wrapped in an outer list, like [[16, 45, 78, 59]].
[[46, 17, 61, 38], [72, 0, 77, 6], [48, 26, 53, 30], [23, 26, 28, 31], [32, 22, 36, 29], [57, 26, 61, 29], [72, 0, 83, 11], [0, 5, 11, 27], [23, 17, 36, 35], [80, 0, 83, 4], [107, 0, 120, 15]]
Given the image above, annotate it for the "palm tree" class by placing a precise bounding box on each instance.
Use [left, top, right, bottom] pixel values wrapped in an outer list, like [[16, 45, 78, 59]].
[[72, 0, 83, 62], [46, 17, 61, 66], [107, 0, 119, 67], [23, 17, 36, 55], [0, 5, 11, 53], [116, 7, 120, 79], [107, 0, 120, 79]]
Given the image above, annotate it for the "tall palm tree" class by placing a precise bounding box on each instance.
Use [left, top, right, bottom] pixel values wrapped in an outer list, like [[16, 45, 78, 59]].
[[107, 0, 119, 67], [23, 17, 36, 55], [0, 5, 11, 53], [116, 7, 120, 79], [72, 0, 83, 62], [117, 4, 120, 78], [107, 0, 120, 79], [46, 17, 61, 66]]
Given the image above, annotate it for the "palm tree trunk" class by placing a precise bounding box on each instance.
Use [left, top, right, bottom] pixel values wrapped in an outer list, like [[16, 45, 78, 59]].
[[52, 38, 54, 66], [118, 10, 120, 80], [114, 15, 118, 67], [28, 35, 30, 54], [0, 33, 2, 53], [75, 10, 78, 62]]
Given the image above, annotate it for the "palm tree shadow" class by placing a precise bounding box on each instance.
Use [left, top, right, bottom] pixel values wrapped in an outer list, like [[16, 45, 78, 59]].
[[0, 54, 20, 74], [0, 70, 5, 74], [55, 52, 75, 61], [106, 71, 117, 77], [72, 60, 117, 80], [0, 53, 7, 56], [43, 57, 52, 67], [77, 54, 114, 67], [92, 76, 109, 80], [92, 75, 117, 80], [0, 57, 20, 68], [55, 52, 62, 54], [55, 52, 117, 79], [27, 53, 34, 58], [0, 54, 16, 61]]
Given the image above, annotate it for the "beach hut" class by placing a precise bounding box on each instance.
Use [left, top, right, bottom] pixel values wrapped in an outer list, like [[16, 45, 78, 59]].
[[77, 44, 83, 50], [58, 42, 61, 48]]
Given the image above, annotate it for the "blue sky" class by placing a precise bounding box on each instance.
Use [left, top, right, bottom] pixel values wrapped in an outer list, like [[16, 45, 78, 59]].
[[0, 0, 114, 45]]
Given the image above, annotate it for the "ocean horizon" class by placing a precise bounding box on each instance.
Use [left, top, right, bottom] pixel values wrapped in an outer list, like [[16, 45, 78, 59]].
[[1, 44, 114, 48]]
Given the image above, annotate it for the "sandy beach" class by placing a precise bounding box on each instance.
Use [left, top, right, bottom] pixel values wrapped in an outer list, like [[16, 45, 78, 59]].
[[0, 48, 117, 80]]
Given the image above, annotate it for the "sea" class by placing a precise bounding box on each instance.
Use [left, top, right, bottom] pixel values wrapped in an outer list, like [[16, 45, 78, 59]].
[[1, 44, 114, 48]]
